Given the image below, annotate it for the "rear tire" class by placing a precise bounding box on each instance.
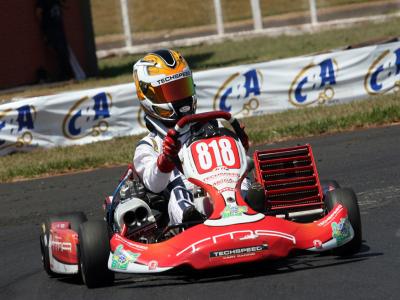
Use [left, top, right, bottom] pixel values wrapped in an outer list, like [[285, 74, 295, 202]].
[[324, 188, 362, 256], [78, 220, 114, 288], [320, 179, 340, 193], [40, 212, 87, 277], [245, 182, 265, 213]]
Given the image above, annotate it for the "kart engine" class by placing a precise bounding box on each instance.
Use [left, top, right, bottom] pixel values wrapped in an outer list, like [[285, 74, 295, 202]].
[[113, 197, 158, 243]]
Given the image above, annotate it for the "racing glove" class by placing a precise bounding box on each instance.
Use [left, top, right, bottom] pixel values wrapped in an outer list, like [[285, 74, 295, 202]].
[[157, 129, 181, 173]]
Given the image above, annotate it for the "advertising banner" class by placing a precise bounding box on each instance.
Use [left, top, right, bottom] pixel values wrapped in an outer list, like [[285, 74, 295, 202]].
[[1, 41, 399, 156]]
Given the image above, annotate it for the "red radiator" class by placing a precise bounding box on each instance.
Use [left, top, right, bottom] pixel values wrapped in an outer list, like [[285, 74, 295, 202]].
[[253, 145, 323, 215]]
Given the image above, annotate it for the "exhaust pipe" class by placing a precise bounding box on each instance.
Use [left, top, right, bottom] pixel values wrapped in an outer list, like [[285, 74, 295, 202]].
[[135, 206, 148, 224], [123, 207, 149, 227], [123, 211, 137, 227]]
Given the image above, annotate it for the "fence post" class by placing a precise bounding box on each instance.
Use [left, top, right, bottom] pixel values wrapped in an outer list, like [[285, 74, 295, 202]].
[[120, 0, 133, 47], [250, 0, 263, 31], [213, 0, 224, 35], [308, 0, 318, 26]]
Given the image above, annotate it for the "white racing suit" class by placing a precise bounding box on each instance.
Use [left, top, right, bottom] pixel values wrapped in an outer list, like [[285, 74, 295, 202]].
[[133, 118, 250, 224]]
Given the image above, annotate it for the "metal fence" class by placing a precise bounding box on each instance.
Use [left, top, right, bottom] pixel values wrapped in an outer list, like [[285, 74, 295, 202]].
[[91, 0, 400, 54]]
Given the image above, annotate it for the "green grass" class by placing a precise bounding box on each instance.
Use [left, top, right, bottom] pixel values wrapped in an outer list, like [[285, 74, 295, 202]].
[[90, 0, 385, 37], [0, 134, 143, 181], [1, 92, 399, 182], [2, 16, 399, 102], [245, 93, 400, 144], [1, 16, 400, 182]]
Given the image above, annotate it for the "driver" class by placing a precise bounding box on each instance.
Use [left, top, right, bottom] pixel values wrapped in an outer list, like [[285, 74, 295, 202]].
[[133, 49, 204, 225], [132, 49, 249, 225]]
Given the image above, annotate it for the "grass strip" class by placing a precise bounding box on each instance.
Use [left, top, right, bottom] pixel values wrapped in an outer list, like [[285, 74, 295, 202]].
[[245, 93, 400, 143], [2, 17, 399, 102], [1, 92, 399, 182], [91, 0, 383, 37]]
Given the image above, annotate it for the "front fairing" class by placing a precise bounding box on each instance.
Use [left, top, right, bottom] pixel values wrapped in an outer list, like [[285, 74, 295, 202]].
[[108, 203, 354, 273]]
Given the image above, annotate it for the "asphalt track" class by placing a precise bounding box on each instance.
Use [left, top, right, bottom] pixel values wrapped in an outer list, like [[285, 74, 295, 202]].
[[1, 124, 400, 300]]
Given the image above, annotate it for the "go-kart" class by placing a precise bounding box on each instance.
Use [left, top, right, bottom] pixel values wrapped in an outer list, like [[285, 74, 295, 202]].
[[39, 111, 362, 288]]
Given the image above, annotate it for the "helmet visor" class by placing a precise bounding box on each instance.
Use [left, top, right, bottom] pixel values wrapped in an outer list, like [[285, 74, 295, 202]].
[[143, 76, 195, 104]]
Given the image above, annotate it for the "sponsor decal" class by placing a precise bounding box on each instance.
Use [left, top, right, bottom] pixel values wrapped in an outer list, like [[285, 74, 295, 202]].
[[62, 92, 112, 140], [221, 204, 248, 218], [239, 233, 259, 241], [51, 221, 70, 230], [331, 217, 351, 245], [313, 239, 323, 249], [115, 235, 149, 251], [179, 105, 191, 113], [213, 69, 263, 117], [111, 245, 140, 270], [150, 138, 159, 153], [148, 260, 158, 271], [50, 233, 74, 253], [51, 240, 72, 252], [155, 70, 191, 85], [203, 172, 240, 184], [176, 229, 295, 257], [317, 204, 343, 227], [0, 105, 36, 151], [50, 232, 78, 265], [289, 58, 338, 106], [364, 48, 400, 95], [210, 244, 268, 259]]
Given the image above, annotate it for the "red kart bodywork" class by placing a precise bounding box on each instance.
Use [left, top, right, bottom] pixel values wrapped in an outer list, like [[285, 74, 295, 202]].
[[109, 203, 351, 273], [47, 222, 79, 274], [105, 112, 354, 273], [45, 111, 355, 276]]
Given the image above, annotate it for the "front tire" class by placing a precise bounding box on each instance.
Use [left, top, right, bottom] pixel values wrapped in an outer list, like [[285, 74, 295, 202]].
[[78, 220, 114, 288], [324, 188, 362, 256]]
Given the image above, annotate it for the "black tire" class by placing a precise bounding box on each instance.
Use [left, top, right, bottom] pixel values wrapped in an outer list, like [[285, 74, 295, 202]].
[[39, 232, 53, 276], [40, 212, 87, 276], [324, 188, 362, 256], [78, 220, 114, 288], [245, 182, 265, 213], [320, 179, 340, 194]]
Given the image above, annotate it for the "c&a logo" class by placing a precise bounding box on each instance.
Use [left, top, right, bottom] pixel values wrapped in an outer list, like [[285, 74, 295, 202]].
[[213, 69, 263, 117], [63, 92, 112, 139], [364, 48, 400, 95], [289, 58, 338, 106], [0, 105, 36, 151]]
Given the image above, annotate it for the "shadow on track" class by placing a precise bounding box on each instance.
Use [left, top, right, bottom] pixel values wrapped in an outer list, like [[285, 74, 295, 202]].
[[113, 242, 380, 289], [39, 241, 379, 289]]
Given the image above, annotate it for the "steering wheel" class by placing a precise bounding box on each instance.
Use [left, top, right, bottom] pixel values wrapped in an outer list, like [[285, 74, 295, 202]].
[[167, 111, 249, 151]]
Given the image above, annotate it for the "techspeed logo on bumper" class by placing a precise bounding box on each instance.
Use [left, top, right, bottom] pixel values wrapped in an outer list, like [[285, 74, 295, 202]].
[[210, 244, 268, 259]]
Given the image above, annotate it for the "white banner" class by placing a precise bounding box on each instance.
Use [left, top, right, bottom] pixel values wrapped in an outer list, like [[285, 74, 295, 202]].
[[1, 41, 399, 156]]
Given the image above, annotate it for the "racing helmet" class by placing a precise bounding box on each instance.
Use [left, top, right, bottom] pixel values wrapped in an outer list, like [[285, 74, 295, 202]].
[[133, 49, 197, 125]]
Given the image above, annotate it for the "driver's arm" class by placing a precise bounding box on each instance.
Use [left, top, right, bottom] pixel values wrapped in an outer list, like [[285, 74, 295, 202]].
[[133, 143, 171, 194]]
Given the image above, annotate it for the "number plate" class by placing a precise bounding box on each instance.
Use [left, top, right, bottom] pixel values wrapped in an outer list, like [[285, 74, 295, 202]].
[[190, 136, 240, 174]]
